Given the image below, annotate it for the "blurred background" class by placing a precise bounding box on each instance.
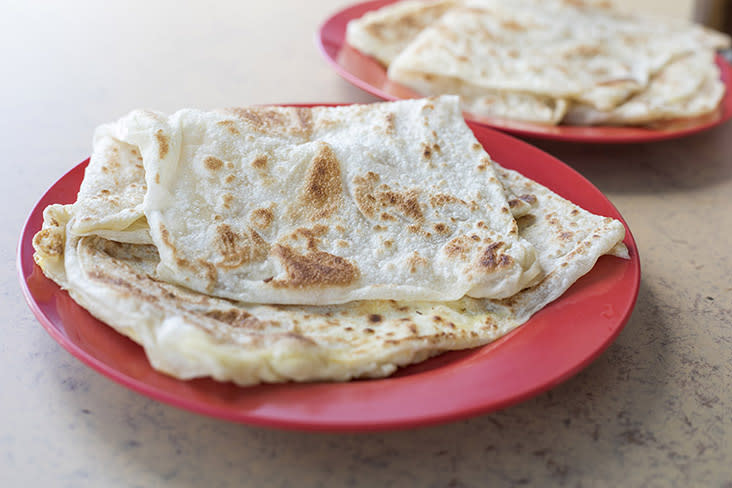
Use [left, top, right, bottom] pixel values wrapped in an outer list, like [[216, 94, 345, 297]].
[[617, 0, 693, 18]]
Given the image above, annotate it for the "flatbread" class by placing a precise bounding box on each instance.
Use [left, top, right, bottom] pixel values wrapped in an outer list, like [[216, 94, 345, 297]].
[[563, 51, 726, 126], [33, 162, 627, 385], [388, 0, 726, 110], [387, 69, 569, 124], [97, 97, 542, 305], [348, 0, 730, 125], [345, 0, 456, 66], [346, 0, 569, 124], [68, 132, 150, 244]]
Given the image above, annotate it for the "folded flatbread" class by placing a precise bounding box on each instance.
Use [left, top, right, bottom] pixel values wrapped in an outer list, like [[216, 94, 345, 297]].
[[33, 160, 627, 385], [346, 0, 570, 124], [69, 97, 543, 305], [345, 0, 456, 66], [346, 0, 730, 126], [563, 51, 726, 125]]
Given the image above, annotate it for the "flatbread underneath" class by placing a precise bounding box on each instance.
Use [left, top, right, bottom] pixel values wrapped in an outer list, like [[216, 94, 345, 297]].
[[33, 163, 626, 385]]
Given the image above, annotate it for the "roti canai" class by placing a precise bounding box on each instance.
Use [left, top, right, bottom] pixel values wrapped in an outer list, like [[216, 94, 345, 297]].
[[346, 0, 730, 126], [33, 97, 628, 384]]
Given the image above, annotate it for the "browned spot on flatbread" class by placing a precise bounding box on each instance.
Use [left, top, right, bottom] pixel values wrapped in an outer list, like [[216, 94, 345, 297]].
[[430, 193, 463, 207], [250, 207, 274, 230], [204, 156, 223, 171], [155, 173, 160, 184], [422, 143, 433, 159], [224, 106, 313, 138], [444, 235, 475, 260], [33, 228, 64, 256], [508, 193, 538, 209], [575, 45, 602, 57], [299, 143, 342, 220], [295, 107, 313, 137], [216, 120, 240, 135], [284, 225, 329, 251], [270, 244, 359, 288], [214, 224, 270, 269], [227, 107, 285, 131], [384, 112, 396, 134], [105, 151, 121, 170], [501, 19, 526, 31], [545, 213, 560, 226], [479, 242, 513, 270], [155, 129, 169, 159], [203, 309, 267, 329], [197, 259, 218, 288], [352, 172, 379, 219], [159, 223, 172, 247], [354, 174, 424, 222], [251, 154, 268, 171], [86, 269, 152, 301], [388, 189, 422, 221], [363, 0, 452, 44], [596, 78, 637, 87], [407, 252, 428, 273], [368, 314, 382, 323]]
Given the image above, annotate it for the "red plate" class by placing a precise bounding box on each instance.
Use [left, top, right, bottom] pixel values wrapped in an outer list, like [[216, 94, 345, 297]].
[[317, 0, 732, 143], [18, 114, 640, 432]]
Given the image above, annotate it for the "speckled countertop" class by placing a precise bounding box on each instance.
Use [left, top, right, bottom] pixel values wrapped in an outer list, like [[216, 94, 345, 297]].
[[2, 1, 731, 486]]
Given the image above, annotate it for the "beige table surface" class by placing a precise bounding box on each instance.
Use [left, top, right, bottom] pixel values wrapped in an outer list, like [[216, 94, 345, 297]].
[[2, 1, 731, 486]]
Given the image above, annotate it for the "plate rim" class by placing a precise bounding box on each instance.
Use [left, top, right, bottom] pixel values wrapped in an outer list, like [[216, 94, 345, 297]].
[[316, 0, 732, 143], [17, 104, 641, 432]]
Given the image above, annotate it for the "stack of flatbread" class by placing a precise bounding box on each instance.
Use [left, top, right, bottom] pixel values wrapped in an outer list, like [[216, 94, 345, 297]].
[[346, 0, 731, 125], [33, 97, 628, 385]]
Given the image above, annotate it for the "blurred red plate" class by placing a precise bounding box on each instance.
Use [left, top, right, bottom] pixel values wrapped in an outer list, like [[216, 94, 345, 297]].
[[18, 111, 640, 432], [317, 0, 732, 143]]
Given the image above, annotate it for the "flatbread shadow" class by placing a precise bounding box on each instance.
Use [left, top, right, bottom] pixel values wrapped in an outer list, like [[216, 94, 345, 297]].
[[525, 120, 732, 195]]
